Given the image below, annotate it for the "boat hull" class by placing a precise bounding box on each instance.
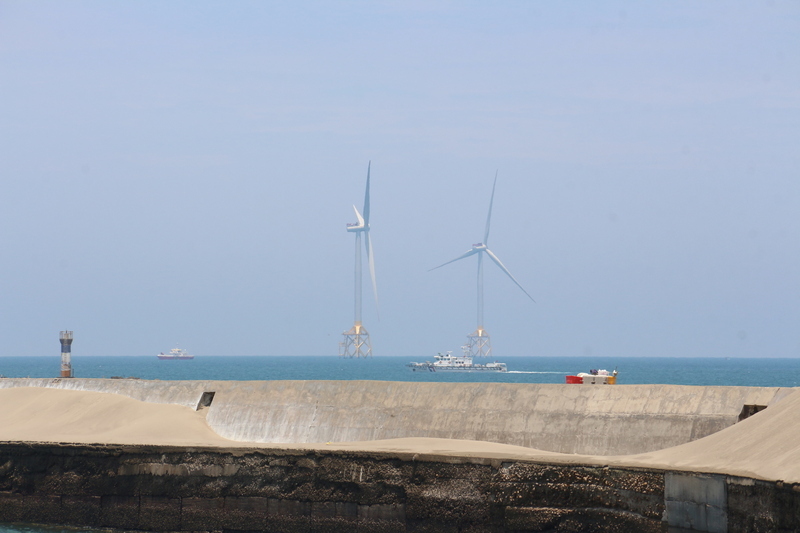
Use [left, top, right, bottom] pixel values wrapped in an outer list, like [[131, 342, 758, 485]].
[[566, 373, 616, 384], [157, 348, 194, 360], [407, 351, 508, 372], [407, 363, 507, 372]]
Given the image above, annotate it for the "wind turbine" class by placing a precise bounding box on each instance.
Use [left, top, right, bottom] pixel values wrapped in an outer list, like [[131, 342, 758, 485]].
[[430, 173, 533, 357], [340, 162, 379, 358]]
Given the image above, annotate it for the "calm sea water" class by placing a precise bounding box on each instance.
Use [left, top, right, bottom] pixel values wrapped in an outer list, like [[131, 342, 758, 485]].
[[1, 355, 798, 533], [1, 355, 799, 387]]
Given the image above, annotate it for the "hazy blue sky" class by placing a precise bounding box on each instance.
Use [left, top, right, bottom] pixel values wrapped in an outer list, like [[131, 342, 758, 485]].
[[1, 1, 798, 358]]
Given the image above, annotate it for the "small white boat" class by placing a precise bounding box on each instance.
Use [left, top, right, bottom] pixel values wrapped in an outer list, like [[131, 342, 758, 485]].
[[157, 348, 194, 360], [407, 349, 507, 372]]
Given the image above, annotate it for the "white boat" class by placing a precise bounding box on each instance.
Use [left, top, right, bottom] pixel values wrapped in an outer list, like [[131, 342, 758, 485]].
[[157, 348, 194, 360], [407, 349, 507, 372]]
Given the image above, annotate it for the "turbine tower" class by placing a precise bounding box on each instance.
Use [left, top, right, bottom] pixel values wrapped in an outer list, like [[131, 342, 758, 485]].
[[340, 162, 378, 358], [430, 173, 534, 358]]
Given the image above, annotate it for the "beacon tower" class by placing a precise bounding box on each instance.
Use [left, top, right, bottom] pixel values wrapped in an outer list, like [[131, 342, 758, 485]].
[[59, 330, 73, 378]]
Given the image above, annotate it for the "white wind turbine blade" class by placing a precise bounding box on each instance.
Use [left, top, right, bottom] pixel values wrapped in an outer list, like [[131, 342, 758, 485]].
[[363, 161, 371, 226], [365, 231, 379, 318], [484, 248, 535, 302], [352, 205, 365, 228], [429, 248, 480, 271], [483, 171, 498, 245]]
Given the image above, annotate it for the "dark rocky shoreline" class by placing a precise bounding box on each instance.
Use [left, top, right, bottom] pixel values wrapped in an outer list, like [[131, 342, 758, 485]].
[[0, 442, 796, 532], [0, 442, 665, 532]]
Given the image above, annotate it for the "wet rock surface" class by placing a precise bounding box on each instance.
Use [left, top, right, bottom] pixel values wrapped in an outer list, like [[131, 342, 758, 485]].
[[0, 443, 667, 532], [0, 442, 796, 532]]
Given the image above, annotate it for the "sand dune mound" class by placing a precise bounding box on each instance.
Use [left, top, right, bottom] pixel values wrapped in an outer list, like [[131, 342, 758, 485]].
[[0, 387, 235, 446], [621, 387, 800, 483]]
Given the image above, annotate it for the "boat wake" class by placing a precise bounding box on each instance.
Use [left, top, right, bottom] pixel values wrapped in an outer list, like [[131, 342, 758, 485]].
[[507, 371, 567, 374]]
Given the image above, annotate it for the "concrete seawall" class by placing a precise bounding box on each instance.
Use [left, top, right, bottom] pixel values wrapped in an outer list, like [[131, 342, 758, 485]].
[[2, 378, 799, 531], [0, 378, 788, 455]]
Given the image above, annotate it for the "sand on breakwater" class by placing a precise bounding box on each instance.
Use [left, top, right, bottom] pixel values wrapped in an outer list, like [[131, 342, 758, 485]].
[[0, 387, 235, 447], [0, 387, 573, 458], [1, 385, 799, 484], [623, 384, 800, 483]]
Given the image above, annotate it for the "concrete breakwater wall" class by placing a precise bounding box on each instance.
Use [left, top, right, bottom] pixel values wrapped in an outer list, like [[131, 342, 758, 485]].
[[0, 378, 788, 455]]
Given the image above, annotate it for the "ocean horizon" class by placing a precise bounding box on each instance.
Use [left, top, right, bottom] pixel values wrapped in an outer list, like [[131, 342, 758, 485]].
[[1, 355, 798, 388]]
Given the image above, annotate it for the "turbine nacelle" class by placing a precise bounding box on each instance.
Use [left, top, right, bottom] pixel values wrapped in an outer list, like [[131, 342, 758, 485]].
[[346, 205, 368, 232]]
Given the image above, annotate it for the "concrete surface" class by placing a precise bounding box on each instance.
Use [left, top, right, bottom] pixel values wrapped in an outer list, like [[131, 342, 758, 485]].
[[0, 378, 787, 455]]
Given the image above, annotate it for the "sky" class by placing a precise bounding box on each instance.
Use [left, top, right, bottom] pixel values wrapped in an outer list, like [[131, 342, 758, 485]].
[[1, 1, 798, 358]]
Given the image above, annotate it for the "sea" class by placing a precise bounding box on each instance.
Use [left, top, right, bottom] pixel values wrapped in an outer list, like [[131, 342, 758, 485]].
[[1, 354, 799, 533], [1, 354, 800, 387]]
